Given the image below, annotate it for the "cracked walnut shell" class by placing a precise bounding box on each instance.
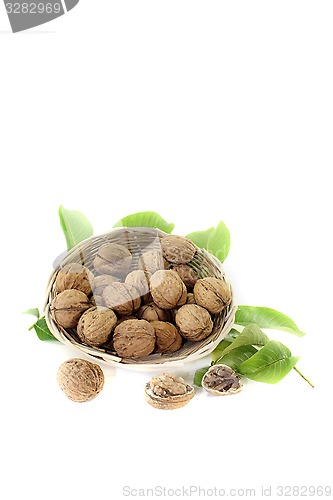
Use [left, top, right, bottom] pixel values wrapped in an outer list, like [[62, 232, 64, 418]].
[[175, 304, 213, 341], [202, 364, 243, 396], [145, 373, 194, 410], [161, 235, 196, 264], [51, 290, 90, 329], [57, 358, 104, 402], [103, 282, 141, 316], [55, 263, 94, 296], [77, 306, 117, 346], [150, 270, 187, 309], [194, 277, 232, 314], [151, 321, 183, 353], [113, 319, 156, 358], [93, 243, 132, 277]]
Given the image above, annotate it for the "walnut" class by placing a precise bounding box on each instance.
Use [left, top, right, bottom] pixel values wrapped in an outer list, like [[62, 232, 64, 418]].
[[137, 302, 171, 322], [151, 321, 183, 353], [125, 270, 150, 302], [172, 264, 198, 290], [93, 243, 132, 277], [194, 277, 232, 314], [150, 270, 187, 310], [202, 364, 243, 396], [92, 274, 120, 296], [51, 290, 90, 329], [186, 293, 196, 304], [113, 319, 156, 358], [145, 373, 194, 410], [57, 358, 104, 402], [138, 250, 164, 275], [175, 304, 213, 341], [55, 263, 94, 296], [161, 235, 196, 264], [77, 306, 117, 346], [103, 282, 141, 316]]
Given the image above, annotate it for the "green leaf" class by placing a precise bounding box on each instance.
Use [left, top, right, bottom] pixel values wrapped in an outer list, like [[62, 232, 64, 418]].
[[32, 317, 58, 341], [239, 340, 299, 383], [58, 205, 93, 251], [193, 367, 209, 387], [185, 227, 214, 249], [235, 306, 305, 337], [212, 339, 233, 363], [23, 308, 40, 319], [207, 221, 231, 263], [216, 345, 258, 371], [113, 211, 174, 233], [220, 324, 270, 357]]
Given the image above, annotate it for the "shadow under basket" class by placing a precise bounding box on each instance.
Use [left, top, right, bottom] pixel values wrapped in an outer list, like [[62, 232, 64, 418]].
[[44, 227, 236, 371]]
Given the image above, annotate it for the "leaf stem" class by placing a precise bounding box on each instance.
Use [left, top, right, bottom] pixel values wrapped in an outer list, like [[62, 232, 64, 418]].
[[293, 366, 314, 388]]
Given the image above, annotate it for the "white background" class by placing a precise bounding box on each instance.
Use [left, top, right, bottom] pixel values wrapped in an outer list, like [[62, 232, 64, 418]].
[[1, 2, 332, 499]]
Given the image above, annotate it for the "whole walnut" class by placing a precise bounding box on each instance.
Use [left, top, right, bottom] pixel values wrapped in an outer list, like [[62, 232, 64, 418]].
[[161, 235, 196, 264], [172, 264, 198, 290], [175, 304, 213, 341], [93, 243, 132, 277], [113, 319, 156, 358], [150, 270, 187, 310], [92, 274, 120, 296], [194, 277, 232, 314], [138, 250, 165, 275], [137, 302, 171, 322], [51, 290, 90, 329], [103, 282, 141, 316], [57, 358, 104, 403], [145, 373, 194, 410], [151, 321, 183, 354], [125, 270, 150, 302], [55, 263, 94, 296], [77, 306, 117, 346]]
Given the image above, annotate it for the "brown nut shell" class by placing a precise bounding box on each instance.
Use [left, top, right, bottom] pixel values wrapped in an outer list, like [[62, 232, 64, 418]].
[[202, 364, 243, 396], [92, 274, 120, 296], [145, 373, 194, 410], [102, 282, 141, 316], [113, 319, 156, 358], [175, 304, 213, 341], [125, 270, 150, 302], [150, 270, 186, 310], [194, 277, 232, 314], [137, 302, 171, 322], [51, 290, 90, 329], [57, 358, 104, 402], [55, 263, 94, 296], [93, 243, 132, 277], [172, 264, 198, 291], [138, 250, 165, 276], [151, 321, 183, 353], [77, 306, 117, 346], [161, 235, 196, 264]]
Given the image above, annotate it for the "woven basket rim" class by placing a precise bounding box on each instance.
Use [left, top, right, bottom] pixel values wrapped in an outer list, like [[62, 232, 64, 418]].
[[44, 226, 236, 371]]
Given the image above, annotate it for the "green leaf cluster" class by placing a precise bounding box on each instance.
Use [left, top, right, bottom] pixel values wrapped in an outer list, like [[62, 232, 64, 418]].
[[186, 221, 230, 263], [24, 309, 57, 341]]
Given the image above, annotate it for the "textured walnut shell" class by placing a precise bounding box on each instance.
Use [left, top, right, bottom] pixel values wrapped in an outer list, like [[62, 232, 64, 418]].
[[186, 293, 196, 304], [113, 319, 156, 358], [151, 321, 183, 353], [138, 250, 165, 276], [172, 264, 198, 291], [125, 270, 150, 302], [161, 235, 196, 264], [57, 358, 104, 402], [202, 364, 243, 396], [55, 263, 94, 296], [103, 282, 141, 316], [92, 274, 120, 296], [194, 277, 232, 314], [93, 243, 132, 277], [145, 373, 194, 410], [175, 304, 213, 341], [150, 270, 186, 310], [77, 306, 117, 346], [51, 290, 90, 329], [137, 302, 171, 322]]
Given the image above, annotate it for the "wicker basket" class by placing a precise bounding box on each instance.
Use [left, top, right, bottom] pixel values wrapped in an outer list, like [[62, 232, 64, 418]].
[[44, 227, 236, 371]]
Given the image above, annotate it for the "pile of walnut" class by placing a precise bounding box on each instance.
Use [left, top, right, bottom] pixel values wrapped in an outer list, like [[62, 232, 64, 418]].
[[50, 234, 232, 359]]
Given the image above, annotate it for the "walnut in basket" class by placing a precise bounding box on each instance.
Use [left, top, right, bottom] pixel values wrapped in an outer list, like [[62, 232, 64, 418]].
[[175, 304, 213, 341], [151, 321, 183, 353], [93, 243, 132, 277], [77, 306, 117, 346], [161, 235, 196, 264], [55, 263, 94, 296], [51, 289, 90, 329], [113, 319, 156, 358], [103, 282, 141, 316], [194, 277, 232, 314], [150, 270, 187, 310]]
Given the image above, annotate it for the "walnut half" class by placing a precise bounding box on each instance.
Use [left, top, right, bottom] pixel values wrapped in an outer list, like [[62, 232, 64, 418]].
[[145, 373, 194, 410]]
